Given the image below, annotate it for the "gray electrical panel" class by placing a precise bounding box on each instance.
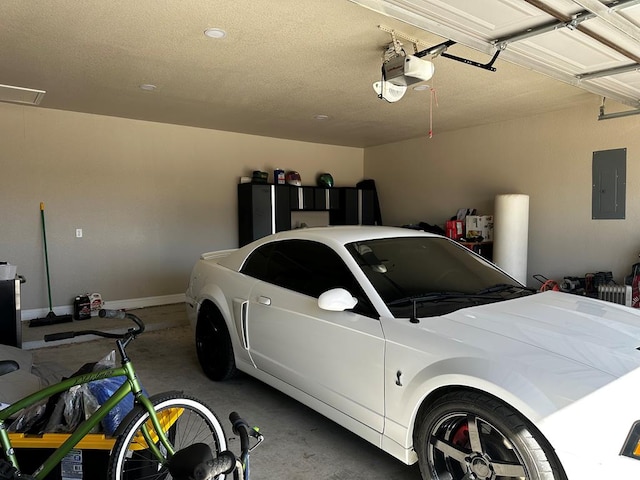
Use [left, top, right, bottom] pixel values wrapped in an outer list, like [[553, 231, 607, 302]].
[[592, 148, 626, 220]]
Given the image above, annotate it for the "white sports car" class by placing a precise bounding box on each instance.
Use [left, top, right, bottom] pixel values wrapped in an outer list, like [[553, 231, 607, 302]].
[[186, 226, 640, 479]]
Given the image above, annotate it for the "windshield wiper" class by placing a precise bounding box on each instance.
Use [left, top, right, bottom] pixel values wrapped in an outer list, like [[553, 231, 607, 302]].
[[475, 283, 535, 295], [388, 291, 500, 324], [387, 291, 495, 306]]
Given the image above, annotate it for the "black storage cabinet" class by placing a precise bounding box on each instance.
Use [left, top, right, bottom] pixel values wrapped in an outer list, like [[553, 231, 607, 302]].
[[0, 276, 22, 347], [238, 183, 376, 247]]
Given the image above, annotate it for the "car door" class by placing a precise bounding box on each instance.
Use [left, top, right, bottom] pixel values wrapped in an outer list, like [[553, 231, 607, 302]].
[[241, 239, 385, 432]]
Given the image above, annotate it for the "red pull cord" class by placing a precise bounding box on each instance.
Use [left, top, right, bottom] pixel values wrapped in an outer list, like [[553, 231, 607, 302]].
[[429, 86, 438, 139]]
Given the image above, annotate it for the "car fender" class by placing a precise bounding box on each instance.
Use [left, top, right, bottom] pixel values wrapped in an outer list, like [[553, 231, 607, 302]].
[[194, 282, 254, 366], [384, 355, 562, 457], [196, 281, 231, 318]]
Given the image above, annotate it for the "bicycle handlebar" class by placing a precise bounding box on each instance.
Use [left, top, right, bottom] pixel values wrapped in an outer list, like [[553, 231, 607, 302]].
[[100, 309, 145, 335], [43, 331, 76, 342], [191, 412, 263, 480], [193, 451, 236, 480], [43, 309, 145, 342], [230, 411, 251, 455]]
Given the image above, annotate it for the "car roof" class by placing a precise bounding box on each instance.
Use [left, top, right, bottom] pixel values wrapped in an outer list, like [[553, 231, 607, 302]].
[[272, 225, 438, 243], [218, 226, 440, 271]]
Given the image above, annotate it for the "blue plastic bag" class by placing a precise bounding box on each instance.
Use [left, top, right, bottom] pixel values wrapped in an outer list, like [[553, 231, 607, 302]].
[[87, 375, 134, 436]]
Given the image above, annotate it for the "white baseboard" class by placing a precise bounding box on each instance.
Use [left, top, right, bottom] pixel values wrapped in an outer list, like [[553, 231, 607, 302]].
[[21, 293, 186, 321]]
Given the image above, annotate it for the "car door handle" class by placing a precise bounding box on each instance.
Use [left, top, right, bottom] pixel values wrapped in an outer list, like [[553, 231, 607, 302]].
[[257, 296, 271, 306]]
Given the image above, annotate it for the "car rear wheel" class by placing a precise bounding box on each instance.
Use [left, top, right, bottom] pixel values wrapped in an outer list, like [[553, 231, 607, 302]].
[[195, 303, 237, 381], [415, 391, 566, 480]]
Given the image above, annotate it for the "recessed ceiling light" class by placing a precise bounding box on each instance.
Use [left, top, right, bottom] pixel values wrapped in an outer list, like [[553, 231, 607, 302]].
[[139, 84, 157, 91], [313, 114, 330, 121], [413, 84, 430, 91], [204, 27, 226, 39]]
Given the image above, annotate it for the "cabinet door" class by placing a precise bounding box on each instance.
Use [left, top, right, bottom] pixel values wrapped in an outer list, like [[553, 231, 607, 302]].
[[330, 188, 359, 225], [360, 189, 375, 225], [314, 188, 328, 210], [275, 185, 291, 232], [289, 186, 315, 210], [238, 183, 273, 246]]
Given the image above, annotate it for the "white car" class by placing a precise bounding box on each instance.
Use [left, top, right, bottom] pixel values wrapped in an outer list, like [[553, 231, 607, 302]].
[[186, 226, 640, 479]]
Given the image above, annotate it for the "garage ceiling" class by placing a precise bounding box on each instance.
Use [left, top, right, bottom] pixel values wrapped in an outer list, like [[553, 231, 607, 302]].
[[1, 0, 637, 148]]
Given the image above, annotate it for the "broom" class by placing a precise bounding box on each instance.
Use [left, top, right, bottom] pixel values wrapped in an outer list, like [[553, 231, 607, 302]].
[[29, 202, 73, 327]]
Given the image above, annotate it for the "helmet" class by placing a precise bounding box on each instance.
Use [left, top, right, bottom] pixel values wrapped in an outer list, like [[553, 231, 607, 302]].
[[317, 173, 334, 188], [251, 170, 268, 183], [286, 171, 302, 186]]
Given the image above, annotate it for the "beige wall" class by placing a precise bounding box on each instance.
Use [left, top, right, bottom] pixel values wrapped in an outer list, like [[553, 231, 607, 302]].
[[364, 97, 640, 287], [6, 95, 640, 312], [1, 103, 364, 311]]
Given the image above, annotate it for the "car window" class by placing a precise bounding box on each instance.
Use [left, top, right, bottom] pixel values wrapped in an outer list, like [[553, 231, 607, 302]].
[[241, 239, 376, 317], [241, 242, 275, 280], [346, 236, 531, 317], [267, 240, 357, 296]]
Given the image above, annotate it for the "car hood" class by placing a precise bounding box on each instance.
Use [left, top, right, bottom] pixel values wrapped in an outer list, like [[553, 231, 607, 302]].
[[443, 291, 640, 378]]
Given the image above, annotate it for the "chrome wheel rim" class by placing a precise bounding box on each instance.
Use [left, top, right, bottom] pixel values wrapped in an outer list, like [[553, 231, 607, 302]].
[[427, 411, 528, 480]]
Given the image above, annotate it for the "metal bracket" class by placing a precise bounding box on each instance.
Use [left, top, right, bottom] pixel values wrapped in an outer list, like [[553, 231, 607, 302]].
[[598, 98, 640, 120], [378, 26, 500, 73], [415, 40, 501, 72]]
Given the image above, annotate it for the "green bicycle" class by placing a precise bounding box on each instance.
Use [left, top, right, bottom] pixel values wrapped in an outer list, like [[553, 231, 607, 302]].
[[0, 309, 248, 480]]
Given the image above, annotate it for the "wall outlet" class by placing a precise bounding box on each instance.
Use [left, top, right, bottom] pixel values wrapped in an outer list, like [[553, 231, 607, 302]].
[[75, 228, 83, 238]]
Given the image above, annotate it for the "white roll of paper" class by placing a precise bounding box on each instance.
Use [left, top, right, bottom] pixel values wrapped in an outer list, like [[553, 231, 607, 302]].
[[493, 194, 529, 284]]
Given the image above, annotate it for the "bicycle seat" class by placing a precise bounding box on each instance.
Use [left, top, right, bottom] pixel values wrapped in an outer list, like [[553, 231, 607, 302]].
[[0, 360, 19, 377]]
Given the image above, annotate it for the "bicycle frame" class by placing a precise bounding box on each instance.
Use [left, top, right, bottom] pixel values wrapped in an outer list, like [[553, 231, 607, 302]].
[[0, 360, 174, 479]]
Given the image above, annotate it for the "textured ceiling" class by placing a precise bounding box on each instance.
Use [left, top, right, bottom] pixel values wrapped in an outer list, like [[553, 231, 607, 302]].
[[0, 0, 607, 147]]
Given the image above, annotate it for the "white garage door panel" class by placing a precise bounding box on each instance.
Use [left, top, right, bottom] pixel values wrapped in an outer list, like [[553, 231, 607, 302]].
[[383, 0, 549, 39], [543, 0, 592, 14], [589, 74, 640, 98], [585, 18, 640, 56], [517, 29, 630, 72], [619, 4, 640, 25]]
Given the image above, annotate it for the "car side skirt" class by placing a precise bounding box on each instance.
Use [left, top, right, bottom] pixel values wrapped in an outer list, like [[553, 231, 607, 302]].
[[233, 360, 415, 464]]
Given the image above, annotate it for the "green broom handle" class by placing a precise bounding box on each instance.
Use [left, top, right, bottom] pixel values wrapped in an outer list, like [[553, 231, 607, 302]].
[[40, 202, 53, 311]]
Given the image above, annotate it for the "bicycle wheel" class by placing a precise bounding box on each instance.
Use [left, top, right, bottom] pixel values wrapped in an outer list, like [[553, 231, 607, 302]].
[[108, 392, 227, 480]]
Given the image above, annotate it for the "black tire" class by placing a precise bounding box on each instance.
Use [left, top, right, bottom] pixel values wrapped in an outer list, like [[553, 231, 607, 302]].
[[107, 392, 227, 480], [415, 390, 566, 480], [196, 303, 238, 381]]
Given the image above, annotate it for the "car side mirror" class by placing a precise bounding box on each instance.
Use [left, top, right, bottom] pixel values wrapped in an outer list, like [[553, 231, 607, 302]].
[[318, 288, 358, 312]]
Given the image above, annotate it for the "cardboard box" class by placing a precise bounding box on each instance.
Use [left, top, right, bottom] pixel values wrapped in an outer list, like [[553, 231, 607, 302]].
[[482, 215, 494, 241], [465, 215, 494, 241], [445, 220, 464, 240]]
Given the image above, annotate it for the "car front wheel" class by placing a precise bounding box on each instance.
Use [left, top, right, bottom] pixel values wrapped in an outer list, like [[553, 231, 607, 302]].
[[415, 390, 566, 480], [195, 303, 237, 381]]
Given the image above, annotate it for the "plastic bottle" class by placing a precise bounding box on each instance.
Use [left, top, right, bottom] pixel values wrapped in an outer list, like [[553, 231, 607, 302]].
[[73, 295, 91, 320]]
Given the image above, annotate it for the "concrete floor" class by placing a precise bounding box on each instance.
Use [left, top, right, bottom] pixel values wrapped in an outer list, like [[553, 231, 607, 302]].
[[30, 304, 422, 480]]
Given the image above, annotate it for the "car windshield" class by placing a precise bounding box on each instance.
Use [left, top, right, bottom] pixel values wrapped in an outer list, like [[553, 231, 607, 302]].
[[345, 236, 533, 318]]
